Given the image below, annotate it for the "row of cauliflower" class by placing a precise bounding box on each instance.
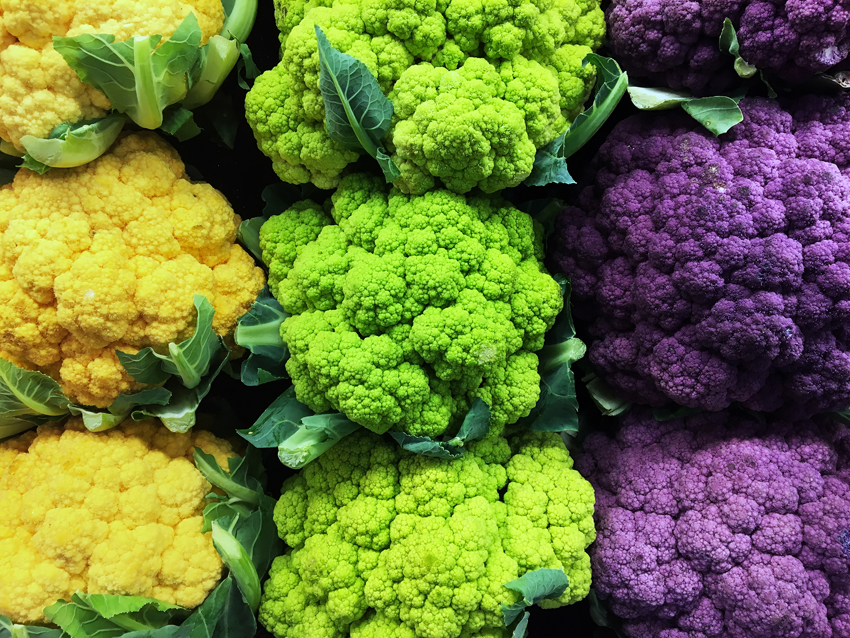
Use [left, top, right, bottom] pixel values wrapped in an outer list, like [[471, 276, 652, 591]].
[[1, 0, 850, 637]]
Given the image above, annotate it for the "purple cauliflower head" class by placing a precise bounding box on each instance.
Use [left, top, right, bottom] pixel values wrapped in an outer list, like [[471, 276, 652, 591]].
[[607, 0, 850, 94], [576, 407, 850, 638], [552, 95, 850, 416]]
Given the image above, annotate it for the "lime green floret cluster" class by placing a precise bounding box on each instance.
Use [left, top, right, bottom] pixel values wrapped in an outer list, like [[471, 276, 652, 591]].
[[259, 173, 563, 438], [259, 429, 596, 638], [245, 0, 604, 193]]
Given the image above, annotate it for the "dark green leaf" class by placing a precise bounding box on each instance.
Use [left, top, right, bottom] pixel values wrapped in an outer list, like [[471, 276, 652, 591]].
[[54, 15, 203, 130], [681, 96, 743, 136], [161, 107, 202, 141], [0, 358, 70, 439], [719, 18, 758, 79], [583, 373, 632, 417], [1, 615, 65, 638], [211, 519, 261, 613], [194, 447, 261, 508], [588, 590, 628, 638], [627, 85, 692, 110], [314, 25, 398, 183], [501, 569, 569, 626], [236, 44, 260, 90], [220, 0, 258, 43], [234, 287, 289, 386], [390, 399, 491, 459], [525, 54, 626, 187], [511, 612, 530, 638]]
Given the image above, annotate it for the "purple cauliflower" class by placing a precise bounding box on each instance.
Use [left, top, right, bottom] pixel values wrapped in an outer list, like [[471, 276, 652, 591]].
[[576, 407, 850, 638], [551, 95, 850, 416], [607, 0, 850, 94]]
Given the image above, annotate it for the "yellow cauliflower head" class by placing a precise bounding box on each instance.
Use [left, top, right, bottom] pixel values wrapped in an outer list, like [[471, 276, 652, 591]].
[[0, 416, 238, 625], [0, 0, 225, 150], [0, 132, 265, 407]]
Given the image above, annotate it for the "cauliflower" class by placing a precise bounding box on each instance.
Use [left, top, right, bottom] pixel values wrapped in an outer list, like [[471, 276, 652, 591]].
[[576, 407, 850, 638], [607, 0, 850, 94], [0, 0, 225, 151], [259, 429, 596, 638], [0, 132, 265, 408], [260, 173, 563, 439], [245, 0, 604, 193], [551, 95, 850, 417], [0, 416, 238, 625]]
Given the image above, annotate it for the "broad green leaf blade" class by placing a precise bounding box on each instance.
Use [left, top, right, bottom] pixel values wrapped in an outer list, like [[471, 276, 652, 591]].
[[0, 358, 70, 422], [221, 0, 259, 43], [511, 612, 530, 638], [314, 25, 399, 183], [68, 405, 131, 432], [194, 448, 261, 507], [445, 398, 491, 446], [719, 18, 758, 79], [53, 14, 202, 130], [20, 115, 125, 169], [627, 85, 693, 110], [682, 96, 743, 136], [212, 519, 262, 613], [236, 44, 260, 90], [117, 295, 222, 389], [133, 349, 229, 433], [652, 405, 704, 421], [160, 106, 202, 141], [234, 287, 289, 386], [236, 217, 265, 262], [178, 577, 256, 638], [1, 615, 65, 638], [73, 594, 185, 630], [524, 280, 585, 434], [583, 373, 632, 417], [108, 387, 173, 415], [391, 399, 491, 459], [524, 54, 627, 187], [237, 386, 313, 449], [501, 569, 569, 626]]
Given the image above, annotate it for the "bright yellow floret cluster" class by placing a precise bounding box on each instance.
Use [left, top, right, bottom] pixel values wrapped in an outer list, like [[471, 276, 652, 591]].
[[0, 0, 225, 150], [0, 132, 265, 407], [0, 417, 237, 625]]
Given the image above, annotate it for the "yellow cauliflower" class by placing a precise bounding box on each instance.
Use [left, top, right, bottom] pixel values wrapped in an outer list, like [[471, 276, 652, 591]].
[[0, 132, 265, 407], [0, 416, 238, 625], [0, 0, 225, 150]]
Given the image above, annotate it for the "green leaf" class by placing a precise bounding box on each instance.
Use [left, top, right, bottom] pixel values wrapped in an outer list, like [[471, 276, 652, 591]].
[[19, 115, 125, 171], [511, 612, 530, 638], [389, 398, 491, 459], [160, 106, 202, 141], [182, 35, 240, 110], [588, 590, 628, 638], [681, 96, 744, 136], [238, 387, 358, 468], [583, 373, 632, 417], [719, 18, 758, 79], [221, 0, 259, 43], [53, 14, 203, 130], [501, 569, 569, 626], [525, 54, 627, 187], [132, 349, 229, 433], [194, 447, 262, 508], [0, 358, 70, 439], [524, 279, 585, 434], [627, 85, 693, 110], [117, 295, 224, 389], [212, 518, 262, 613], [652, 405, 704, 421], [314, 25, 399, 183], [1, 615, 64, 638], [236, 44, 260, 90], [234, 287, 290, 386]]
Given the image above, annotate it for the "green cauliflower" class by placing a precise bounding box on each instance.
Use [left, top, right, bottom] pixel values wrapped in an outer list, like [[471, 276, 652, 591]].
[[246, 0, 604, 192], [258, 173, 563, 438], [259, 429, 596, 638]]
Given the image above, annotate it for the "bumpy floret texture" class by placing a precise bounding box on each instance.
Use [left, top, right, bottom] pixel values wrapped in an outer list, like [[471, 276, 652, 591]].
[[0, 0, 224, 150], [607, 0, 850, 95], [0, 416, 237, 624], [259, 429, 595, 638], [261, 173, 563, 438], [576, 407, 850, 638], [245, 0, 603, 193], [552, 96, 850, 416], [0, 133, 265, 407]]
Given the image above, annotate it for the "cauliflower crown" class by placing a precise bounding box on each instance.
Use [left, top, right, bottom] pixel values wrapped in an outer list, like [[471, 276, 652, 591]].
[[577, 407, 850, 638], [0, 417, 237, 625], [260, 429, 595, 638], [0, 0, 225, 149], [0, 132, 265, 408], [607, 0, 850, 94], [245, 0, 604, 193], [552, 95, 850, 417], [261, 173, 563, 439]]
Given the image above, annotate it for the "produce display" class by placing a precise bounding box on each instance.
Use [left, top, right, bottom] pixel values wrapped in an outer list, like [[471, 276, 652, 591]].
[[2, 0, 850, 637]]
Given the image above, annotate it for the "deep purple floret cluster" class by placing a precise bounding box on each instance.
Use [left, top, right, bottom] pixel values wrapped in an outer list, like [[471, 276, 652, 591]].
[[576, 408, 850, 638], [607, 0, 850, 94], [552, 95, 850, 416]]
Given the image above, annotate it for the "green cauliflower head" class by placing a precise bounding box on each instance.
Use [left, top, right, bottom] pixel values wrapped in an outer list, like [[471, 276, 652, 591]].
[[259, 173, 564, 438], [259, 429, 596, 638], [246, 0, 604, 193]]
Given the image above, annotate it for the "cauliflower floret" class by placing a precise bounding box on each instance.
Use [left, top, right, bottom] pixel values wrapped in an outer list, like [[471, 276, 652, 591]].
[[0, 417, 237, 624]]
